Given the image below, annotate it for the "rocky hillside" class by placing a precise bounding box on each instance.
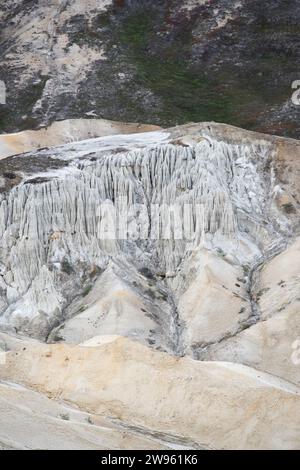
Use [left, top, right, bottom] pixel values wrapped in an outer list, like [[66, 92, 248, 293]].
[[0, 0, 300, 451], [0, 120, 300, 449], [0, 0, 299, 137]]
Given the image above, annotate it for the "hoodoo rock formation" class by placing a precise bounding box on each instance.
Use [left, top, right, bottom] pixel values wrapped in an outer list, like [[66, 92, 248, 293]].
[[0, 119, 299, 449]]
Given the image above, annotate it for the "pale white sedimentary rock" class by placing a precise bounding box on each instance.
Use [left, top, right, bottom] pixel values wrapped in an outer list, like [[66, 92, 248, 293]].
[[1, 336, 300, 450], [48, 266, 174, 352], [0, 380, 176, 450], [0, 118, 161, 159], [176, 248, 250, 354], [0, 121, 300, 450], [201, 238, 300, 386], [0, 124, 291, 351]]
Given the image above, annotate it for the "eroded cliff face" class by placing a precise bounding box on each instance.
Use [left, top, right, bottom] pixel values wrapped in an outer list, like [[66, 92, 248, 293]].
[[0, 121, 300, 449], [1, 1, 300, 452], [0, 121, 299, 367]]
